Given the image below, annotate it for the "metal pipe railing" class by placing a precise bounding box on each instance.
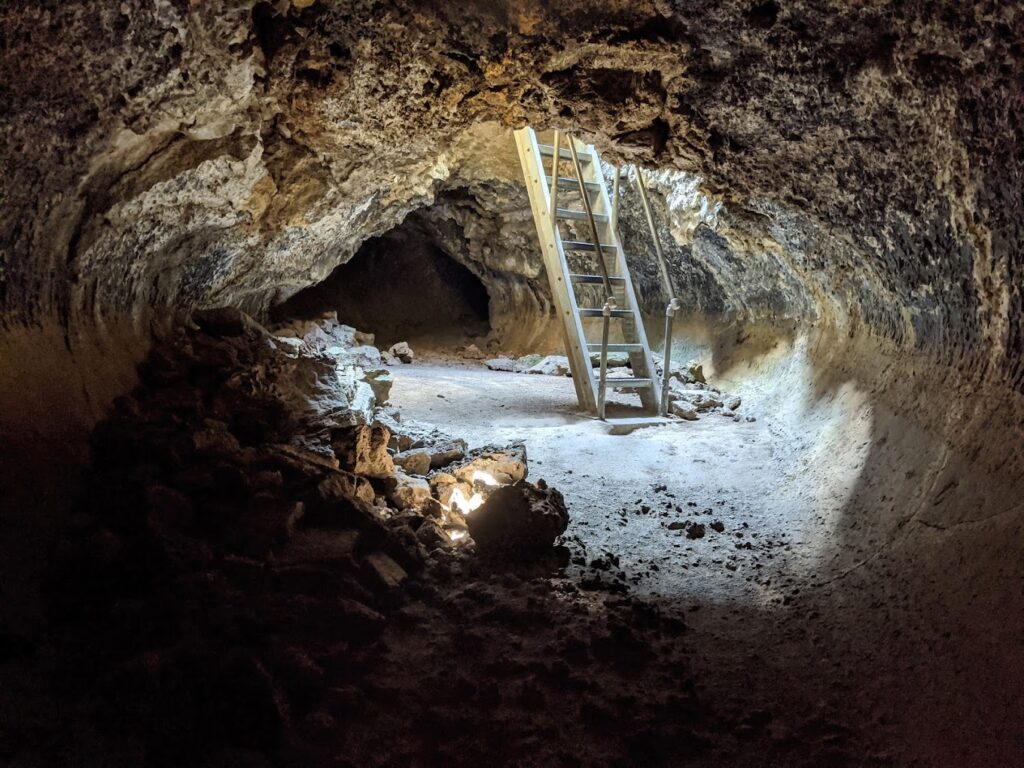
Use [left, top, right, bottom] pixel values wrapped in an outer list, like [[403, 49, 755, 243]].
[[549, 129, 560, 233], [635, 168, 681, 416], [597, 296, 616, 420]]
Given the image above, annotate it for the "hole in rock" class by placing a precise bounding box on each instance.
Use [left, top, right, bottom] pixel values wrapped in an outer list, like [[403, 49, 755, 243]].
[[273, 220, 491, 349]]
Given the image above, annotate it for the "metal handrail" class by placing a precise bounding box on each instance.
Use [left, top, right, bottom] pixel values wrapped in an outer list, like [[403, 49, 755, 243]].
[[634, 168, 681, 416]]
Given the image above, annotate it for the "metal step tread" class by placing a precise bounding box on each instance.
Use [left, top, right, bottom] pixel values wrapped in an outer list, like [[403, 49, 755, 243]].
[[570, 273, 625, 284], [578, 308, 634, 318], [539, 144, 595, 162], [603, 376, 654, 388], [548, 176, 601, 191], [562, 240, 617, 252], [557, 208, 609, 223], [586, 342, 643, 353]]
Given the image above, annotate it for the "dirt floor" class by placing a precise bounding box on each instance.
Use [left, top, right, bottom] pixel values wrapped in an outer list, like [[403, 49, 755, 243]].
[[388, 356, 1023, 767]]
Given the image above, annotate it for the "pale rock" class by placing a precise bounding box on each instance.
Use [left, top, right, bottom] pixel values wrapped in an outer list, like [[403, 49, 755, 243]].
[[389, 342, 414, 363], [385, 472, 432, 511], [393, 448, 431, 476], [485, 357, 516, 372], [526, 355, 570, 376]]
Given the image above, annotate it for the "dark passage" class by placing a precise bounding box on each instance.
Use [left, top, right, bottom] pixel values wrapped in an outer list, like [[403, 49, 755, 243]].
[[275, 224, 490, 347]]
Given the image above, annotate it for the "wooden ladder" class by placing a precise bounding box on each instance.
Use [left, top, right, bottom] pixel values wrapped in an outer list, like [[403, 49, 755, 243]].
[[514, 127, 665, 425]]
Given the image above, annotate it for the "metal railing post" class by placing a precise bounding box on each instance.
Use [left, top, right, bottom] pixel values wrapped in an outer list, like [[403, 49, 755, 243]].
[[660, 298, 682, 415], [598, 296, 615, 420], [549, 129, 560, 232]]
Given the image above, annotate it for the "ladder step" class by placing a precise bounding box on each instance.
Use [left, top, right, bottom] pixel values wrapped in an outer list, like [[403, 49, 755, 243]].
[[587, 342, 644, 353], [570, 274, 625, 285], [548, 176, 601, 191], [578, 308, 634, 318], [557, 208, 609, 223], [562, 241, 617, 252], [539, 144, 595, 163], [604, 377, 654, 389]]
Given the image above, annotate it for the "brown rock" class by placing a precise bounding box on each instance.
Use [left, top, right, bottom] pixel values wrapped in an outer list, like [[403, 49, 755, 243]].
[[335, 424, 394, 478], [393, 448, 431, 476]]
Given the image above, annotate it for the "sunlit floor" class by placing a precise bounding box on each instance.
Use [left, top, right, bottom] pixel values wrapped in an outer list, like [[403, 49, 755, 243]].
[[389, 350, 1024, 766]]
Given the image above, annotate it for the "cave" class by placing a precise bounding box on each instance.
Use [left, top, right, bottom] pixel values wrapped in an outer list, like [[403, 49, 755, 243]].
[[1, 2, 1022, 767], [273, 218, 492, 350]]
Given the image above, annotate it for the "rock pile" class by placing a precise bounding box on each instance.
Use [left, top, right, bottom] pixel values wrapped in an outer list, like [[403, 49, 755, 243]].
[[50, 307, 566, 765]]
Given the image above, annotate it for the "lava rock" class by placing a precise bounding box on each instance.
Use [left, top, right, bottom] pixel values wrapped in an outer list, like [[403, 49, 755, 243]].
[[388, 341, 414, 363], [466, 481, 569, 558], [393, 448, 431, 476]]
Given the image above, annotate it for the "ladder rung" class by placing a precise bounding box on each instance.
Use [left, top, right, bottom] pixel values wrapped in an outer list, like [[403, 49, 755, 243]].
[[570, 274, 625, 285], [548, 176, 601, 191], [587, 342, 643, 353], [562, 241, 617, 252], [557, 208, 609, 223], [538, 144, 595, 163], [604, 377, 654, 389], [578, 308, 634, 318]]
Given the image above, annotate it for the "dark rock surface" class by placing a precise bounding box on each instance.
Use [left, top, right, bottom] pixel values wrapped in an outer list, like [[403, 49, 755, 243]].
[[466, 481, 570, 558]]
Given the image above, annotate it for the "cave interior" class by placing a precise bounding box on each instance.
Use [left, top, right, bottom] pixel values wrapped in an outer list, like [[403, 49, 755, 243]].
[[0, 2, 1022, 767]]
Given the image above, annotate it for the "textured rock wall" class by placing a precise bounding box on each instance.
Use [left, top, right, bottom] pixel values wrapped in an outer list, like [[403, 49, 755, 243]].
[[1, 0, 1022, 481]]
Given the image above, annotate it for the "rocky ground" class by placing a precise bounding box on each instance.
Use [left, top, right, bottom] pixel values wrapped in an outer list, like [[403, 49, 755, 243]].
[[1, 314, 1021, 766]]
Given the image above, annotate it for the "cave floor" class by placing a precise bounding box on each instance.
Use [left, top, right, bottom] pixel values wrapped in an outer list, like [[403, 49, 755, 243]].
[[387, 359, 1021, 767]]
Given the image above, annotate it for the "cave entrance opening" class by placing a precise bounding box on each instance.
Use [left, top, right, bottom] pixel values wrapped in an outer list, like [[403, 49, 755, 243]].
[[273, 220, 491, 351]]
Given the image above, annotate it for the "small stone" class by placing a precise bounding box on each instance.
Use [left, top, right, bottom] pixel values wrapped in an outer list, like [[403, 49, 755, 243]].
[[667, 521, 687, 530], [670, 401, 699, 421], [710, 521, 725, 533], [686, 523, 706, 539], [727, 396, 742, 410]]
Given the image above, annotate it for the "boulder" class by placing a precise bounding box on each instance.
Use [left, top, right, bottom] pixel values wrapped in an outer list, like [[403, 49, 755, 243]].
[[384, 472, 432, 511], [461, 343, 486, 360], [465, 481, 569, 558], [389, 342, 414, 363]]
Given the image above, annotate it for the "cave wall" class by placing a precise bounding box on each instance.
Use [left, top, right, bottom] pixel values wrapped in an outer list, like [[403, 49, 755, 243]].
[[1, 0, 1022, 486]]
